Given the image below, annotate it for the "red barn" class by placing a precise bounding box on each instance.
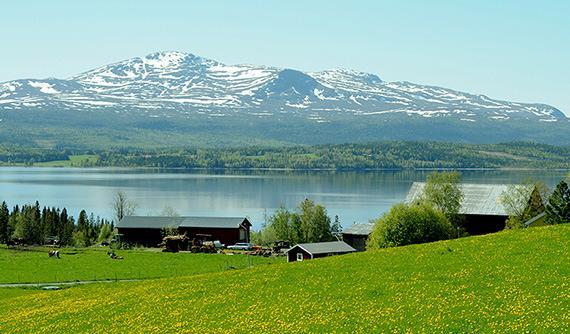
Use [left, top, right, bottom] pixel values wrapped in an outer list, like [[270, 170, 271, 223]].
[[117, 216, 251, 247]]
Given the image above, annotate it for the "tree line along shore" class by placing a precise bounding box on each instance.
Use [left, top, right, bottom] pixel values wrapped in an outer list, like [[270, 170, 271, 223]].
[[1, 141, 570, 169]]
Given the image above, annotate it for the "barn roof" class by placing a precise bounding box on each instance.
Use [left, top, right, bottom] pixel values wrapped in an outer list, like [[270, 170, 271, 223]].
[[118, 216, 250, 229], [343, 223, 375, 236], [288, 241, 356, 255], [405, 182, 534, 216]]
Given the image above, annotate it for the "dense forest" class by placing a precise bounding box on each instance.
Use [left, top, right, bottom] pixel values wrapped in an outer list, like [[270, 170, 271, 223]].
[[1, 141, 570, 169], [0, 201, 113, 247]]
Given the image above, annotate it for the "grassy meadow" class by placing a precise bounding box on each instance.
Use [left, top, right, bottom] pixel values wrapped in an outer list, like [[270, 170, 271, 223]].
[[0, 225, 568, 333], [0, 246, 282, 284], [31, 154, 99, 167]]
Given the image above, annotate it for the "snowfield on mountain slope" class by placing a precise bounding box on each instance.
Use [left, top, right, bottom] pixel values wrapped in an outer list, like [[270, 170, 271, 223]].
[[0, 51, 565, 123]]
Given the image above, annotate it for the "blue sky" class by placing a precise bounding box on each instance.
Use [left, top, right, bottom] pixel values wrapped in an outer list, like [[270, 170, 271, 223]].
[[1, 0, 568, 114]]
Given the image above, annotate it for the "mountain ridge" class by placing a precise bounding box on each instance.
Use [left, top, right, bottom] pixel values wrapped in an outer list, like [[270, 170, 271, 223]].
[[0, 51, 568, 148]]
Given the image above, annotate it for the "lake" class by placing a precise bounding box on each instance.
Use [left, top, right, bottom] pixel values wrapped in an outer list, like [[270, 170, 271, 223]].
[[0, 167, 567, 229]]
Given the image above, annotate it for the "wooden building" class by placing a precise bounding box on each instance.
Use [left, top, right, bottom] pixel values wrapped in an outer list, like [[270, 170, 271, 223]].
[[286, 241, 356, 262], [406, 182, 544, 235], [342, 223, 374, 251], [117, 216, 251, 247]]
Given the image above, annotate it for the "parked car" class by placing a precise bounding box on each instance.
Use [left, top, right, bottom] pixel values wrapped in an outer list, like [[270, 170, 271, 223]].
[[227, 242, 254, 251]]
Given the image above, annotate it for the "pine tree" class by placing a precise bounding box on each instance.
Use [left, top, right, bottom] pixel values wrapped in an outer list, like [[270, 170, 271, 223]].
[[8, 205, 19, 240], [545, 180, 570, 225], [77, 210, 88, 232], [331, 215, 342, 237], [59, 208, 74, 246], [13, 205, 41, 244], [0, 201, 9, 243]]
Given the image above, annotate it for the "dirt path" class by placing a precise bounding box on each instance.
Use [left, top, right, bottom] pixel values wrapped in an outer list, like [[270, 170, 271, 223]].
[[0, 279, 140, 288]]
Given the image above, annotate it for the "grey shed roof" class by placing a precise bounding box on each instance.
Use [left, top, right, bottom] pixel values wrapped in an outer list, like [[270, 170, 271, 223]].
[[288, 241, 356, 255], [405, 182, 534, 216], [524, 212, 546, 227], [117, 216, 250, 229], [343, 223, 375, 236]]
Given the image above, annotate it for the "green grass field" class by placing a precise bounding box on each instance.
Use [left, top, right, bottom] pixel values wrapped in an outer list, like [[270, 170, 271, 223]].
[[32, 154, 99, 167], [0, 246, 282, 284], [0, 225, 568, 333]]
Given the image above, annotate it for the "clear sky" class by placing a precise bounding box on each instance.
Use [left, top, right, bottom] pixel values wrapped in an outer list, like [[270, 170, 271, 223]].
[[1, 0, 568, 114]]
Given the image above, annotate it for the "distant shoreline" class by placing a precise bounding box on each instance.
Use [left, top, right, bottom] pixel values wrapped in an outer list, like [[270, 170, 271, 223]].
[[1, 165, 569, 172], [2, 142, 570, 170]]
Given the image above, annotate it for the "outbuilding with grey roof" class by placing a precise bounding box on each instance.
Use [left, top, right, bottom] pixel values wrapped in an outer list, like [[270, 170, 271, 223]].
[[286, 241, 356, 262], [342, 223, 375, 251]]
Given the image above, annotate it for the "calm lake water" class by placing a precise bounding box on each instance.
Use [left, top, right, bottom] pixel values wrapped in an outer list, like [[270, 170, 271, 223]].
[[0, 167, 568, 229]]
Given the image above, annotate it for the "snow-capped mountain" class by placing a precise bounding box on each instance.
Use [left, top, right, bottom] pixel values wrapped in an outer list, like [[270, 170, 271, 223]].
[[0, 51, 568, 148], [0, 51, 565, 122]]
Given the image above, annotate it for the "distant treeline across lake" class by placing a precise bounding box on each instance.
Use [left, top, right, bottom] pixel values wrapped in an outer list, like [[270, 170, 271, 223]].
[[1, 141, 570, 169]]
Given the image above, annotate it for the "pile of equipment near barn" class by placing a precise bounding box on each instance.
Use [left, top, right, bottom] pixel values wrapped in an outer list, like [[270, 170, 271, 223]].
[[160, 233, 218, 253], [245, 240, 290, 257]]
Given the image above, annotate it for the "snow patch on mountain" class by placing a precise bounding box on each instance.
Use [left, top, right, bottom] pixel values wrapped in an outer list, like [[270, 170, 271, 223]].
[[28, 81, 59, 94]]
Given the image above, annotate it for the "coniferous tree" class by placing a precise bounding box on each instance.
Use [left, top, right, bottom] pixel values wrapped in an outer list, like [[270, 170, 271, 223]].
[[0, 201, 9, 243], [13, 205, 41, 244], [8, 205, 19, 241], [41, 207, 49, 237], [53, 208, 61, 239], [77, 210, 88, 232], [59, 208, 75, 246], [331, 215, 342, 238], [545, 180, 570, 225]]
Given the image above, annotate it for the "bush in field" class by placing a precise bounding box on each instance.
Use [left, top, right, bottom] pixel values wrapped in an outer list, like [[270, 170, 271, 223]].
[[97, 223, 114, 242], [367, 203, 454, 249]]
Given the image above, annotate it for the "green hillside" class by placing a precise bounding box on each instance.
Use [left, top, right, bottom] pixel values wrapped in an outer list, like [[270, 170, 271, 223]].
[[1, 225, 568, 333]]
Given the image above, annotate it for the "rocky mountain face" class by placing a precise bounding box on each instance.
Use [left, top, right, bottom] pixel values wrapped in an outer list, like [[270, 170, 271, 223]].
[[0, 51, 567, 148]]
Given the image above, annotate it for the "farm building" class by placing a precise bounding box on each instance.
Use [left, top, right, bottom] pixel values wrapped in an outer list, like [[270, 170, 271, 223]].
[[117, 216, 251, 247], [405, 182, 544, 235], [286, 241, 356, 262], [342, 223, 374, 251]]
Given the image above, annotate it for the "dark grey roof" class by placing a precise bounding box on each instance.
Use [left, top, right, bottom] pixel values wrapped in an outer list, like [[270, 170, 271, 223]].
[[288, 241, 356, 255], [342, 223, 374, 236], [405, 182, 534, 216], [117, 216, 250, 229]]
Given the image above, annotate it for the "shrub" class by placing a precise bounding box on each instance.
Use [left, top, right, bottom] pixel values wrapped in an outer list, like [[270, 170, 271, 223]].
[[367, 203, 454, 249]]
